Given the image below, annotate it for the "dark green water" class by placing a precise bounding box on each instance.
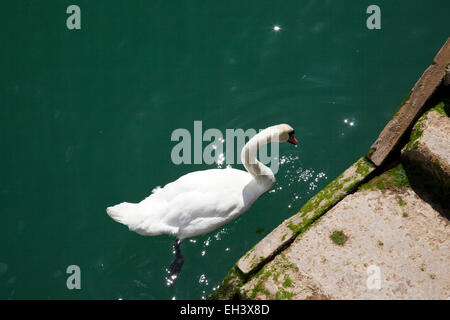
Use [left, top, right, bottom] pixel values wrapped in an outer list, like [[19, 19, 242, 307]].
[[0, 0, 448, 299]]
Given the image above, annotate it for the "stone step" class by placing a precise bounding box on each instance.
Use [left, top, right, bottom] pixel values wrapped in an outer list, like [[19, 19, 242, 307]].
[[239, 165, 449, 300], [402, 103, 450, 192]]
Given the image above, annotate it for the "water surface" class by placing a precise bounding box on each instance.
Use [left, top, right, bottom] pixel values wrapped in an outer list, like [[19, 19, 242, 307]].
[[0, 0, 448, 299]]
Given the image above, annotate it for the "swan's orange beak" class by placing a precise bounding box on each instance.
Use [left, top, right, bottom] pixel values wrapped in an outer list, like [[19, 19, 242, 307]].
[[288, 136, 298, 145]]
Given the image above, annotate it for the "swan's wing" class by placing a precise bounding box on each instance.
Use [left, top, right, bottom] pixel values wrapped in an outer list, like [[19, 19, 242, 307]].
[[140, 168, 255, 237], [162, 169, 251, 219], [149, 168, 251, 200], [164, 189, 245, 238]]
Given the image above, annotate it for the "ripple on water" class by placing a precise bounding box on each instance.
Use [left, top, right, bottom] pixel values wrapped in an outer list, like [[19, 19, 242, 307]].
[[274, 153, 328, 210]]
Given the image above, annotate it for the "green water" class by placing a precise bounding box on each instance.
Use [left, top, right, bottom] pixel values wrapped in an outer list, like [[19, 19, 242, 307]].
[[0, 0, 448, 299]]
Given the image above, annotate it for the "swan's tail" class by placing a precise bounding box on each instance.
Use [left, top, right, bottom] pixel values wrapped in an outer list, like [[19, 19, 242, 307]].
[[106, 201, 178, 236], [106, 202, 136, 226]]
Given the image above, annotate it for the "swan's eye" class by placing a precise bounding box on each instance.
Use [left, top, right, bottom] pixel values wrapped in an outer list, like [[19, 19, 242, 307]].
[[289, 130, 295, 136]]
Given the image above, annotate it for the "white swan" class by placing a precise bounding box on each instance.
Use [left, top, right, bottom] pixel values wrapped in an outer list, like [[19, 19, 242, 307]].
[[106, 124, 298, 284]]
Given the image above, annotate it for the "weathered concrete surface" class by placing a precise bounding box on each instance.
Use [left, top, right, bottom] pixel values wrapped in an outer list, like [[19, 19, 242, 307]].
[[236, 157, 375, 276], [368, 38, 450, 166], [240, 185, 450, 299], [402, 107, 450, 189]]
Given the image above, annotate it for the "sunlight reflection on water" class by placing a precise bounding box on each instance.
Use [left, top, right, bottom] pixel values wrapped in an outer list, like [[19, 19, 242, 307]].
[[272, 154, 329, 209]]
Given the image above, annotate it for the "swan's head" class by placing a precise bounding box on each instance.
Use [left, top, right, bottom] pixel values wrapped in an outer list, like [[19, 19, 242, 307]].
[[274, 124, 298, 145]]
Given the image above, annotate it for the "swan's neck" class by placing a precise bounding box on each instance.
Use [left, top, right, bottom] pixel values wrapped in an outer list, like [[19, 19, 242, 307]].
[[241, 128, 276, 185]]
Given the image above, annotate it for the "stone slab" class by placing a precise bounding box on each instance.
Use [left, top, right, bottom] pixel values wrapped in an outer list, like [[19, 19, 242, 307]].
[[241, 187, 450, 299], [403, 108, 450, 181], [368, 38, 450, 166]]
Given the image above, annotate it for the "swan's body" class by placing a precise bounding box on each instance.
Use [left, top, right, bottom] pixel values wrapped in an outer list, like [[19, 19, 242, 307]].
[[108, 168, 271, 239], [106, 124, 298, 283]]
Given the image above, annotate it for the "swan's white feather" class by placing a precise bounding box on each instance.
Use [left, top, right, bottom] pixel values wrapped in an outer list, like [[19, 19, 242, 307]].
[[106, 168, 270, 239]]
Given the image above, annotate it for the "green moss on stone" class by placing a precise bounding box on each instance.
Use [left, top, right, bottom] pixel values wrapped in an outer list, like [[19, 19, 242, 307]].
[[275, 288, 294, 300], [397, 196, 407, 206], [209, 265, 244, 300], [272, 270, 281, 282], [389, 164, 411, 187], [431, 101, 448, 116], [359, 164, 411, 192], [375, 179, 386, 190], [359, 182, 375, 191], [282, 276, 294, 288], [330, 230, 347, 246], [249, 255, 265, 270], [366, 147, 376, 158], [355, 157, 376, 176], [281, 262, 299, 273], [249, 281, 271, 299]]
